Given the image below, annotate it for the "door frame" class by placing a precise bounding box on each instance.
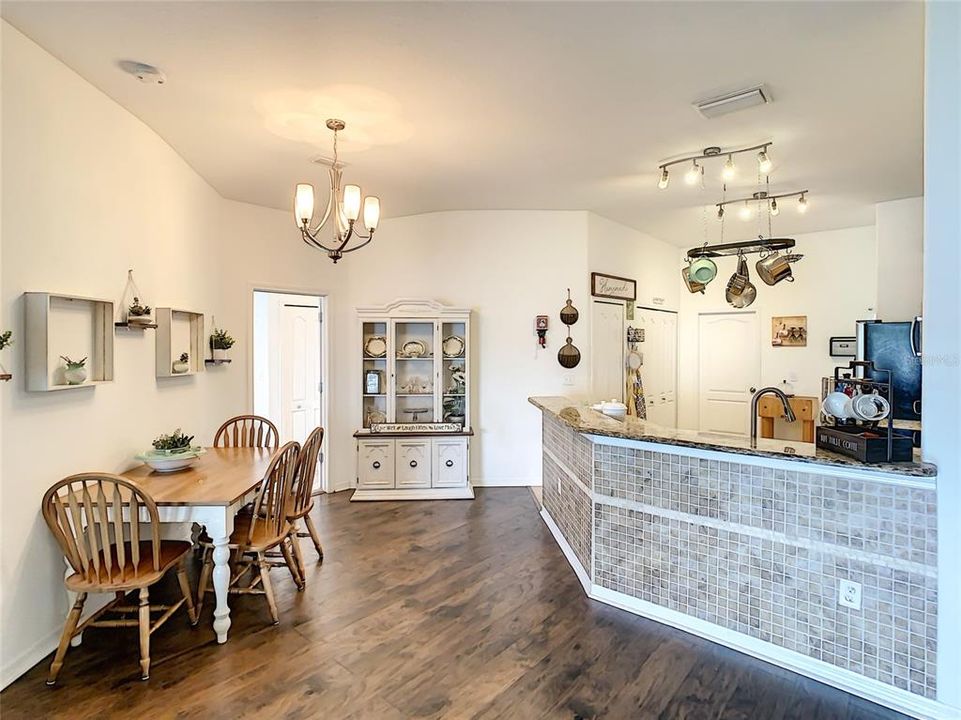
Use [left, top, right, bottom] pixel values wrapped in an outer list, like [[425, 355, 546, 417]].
[[696, 309, 760, 434], [248, 283, 330, 494]]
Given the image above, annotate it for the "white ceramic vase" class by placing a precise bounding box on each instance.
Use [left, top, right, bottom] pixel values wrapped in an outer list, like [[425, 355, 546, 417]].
[[64, 367, 87, 385], [172, 361, 189, 374], [212, 348, 229, 361]]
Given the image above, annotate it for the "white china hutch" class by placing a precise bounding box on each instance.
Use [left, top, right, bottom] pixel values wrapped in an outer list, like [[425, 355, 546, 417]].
[[353, 299, 473, 500]]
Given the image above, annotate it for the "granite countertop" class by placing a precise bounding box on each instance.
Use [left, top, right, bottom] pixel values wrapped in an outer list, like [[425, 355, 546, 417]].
[[529, 396, 936, 478]]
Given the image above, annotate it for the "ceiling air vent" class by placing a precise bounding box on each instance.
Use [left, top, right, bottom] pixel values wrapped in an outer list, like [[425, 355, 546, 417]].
[[693, 85, 771, 119]]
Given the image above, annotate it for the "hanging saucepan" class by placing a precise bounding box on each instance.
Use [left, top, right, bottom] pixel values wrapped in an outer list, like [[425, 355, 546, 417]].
[[681, 264, 706, 294], [726, 254, 757, 308], [756, 250, 795, 286]]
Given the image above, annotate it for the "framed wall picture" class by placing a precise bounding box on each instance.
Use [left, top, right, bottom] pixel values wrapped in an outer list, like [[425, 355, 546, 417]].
[[772, 316, 808, 347], [591, 272, 636, 301]]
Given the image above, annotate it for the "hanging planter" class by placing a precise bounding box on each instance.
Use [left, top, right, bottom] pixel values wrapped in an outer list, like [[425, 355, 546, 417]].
[[117, 269, 156, 329], [208, 319, 235, 364]]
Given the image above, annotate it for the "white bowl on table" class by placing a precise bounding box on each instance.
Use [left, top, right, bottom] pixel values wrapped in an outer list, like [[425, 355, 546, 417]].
[[135, 447, 206, 473]]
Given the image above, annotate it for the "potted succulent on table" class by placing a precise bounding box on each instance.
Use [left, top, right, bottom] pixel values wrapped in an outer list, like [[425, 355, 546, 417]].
[[172, 352, 189, 374], [209, 327, 235, 361], [0, 330, 12, 380], [137, 428, 204, 473], [60, 355, 87, 385], [127, 296, 152, 326]]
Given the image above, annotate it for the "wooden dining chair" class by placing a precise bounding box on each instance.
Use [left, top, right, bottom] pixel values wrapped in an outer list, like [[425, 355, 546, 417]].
[[196, 441, 300, 624], [286, 426, 325, 583], [213, 415, 280, 450], [41, 474, 197, 684]]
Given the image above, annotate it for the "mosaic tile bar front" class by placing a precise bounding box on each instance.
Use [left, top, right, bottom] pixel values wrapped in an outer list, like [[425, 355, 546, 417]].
[[541, 415, 938, 700]]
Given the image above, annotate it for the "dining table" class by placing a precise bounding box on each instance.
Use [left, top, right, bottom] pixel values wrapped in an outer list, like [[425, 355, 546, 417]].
[[64, 446, 274, 646]]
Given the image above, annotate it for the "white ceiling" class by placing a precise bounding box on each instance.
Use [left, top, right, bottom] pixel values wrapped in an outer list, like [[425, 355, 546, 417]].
[[2, 1, 924, 247]]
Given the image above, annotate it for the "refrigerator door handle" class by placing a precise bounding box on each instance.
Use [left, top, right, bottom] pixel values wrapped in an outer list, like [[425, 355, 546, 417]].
[[910, 316, 922, 358]]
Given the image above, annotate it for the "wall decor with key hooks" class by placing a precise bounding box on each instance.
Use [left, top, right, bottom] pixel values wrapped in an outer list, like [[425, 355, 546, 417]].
[[557, 288, 581, 369]]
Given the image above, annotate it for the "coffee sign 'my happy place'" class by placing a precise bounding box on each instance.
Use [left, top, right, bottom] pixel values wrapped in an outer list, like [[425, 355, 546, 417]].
[[591, 272, 637, 302]]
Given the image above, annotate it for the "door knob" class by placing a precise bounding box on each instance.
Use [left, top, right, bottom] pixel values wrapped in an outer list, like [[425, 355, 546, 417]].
[[409, 460, 418, 468], [750, 386, 757, 393], [445, 460, 454, 468], [372, 461, 381, 469]]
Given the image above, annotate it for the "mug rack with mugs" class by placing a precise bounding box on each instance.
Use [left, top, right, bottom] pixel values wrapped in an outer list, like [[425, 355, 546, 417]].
[[816, 361, 913, 463]]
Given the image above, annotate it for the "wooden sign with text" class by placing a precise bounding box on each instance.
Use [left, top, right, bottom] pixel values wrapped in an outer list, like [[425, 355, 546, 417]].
[[591, 272, 637, 301]]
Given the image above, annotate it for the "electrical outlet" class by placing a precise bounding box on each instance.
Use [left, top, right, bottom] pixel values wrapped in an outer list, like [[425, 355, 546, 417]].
[[562, 373, 575, 386], [838, 579, 862, 610]]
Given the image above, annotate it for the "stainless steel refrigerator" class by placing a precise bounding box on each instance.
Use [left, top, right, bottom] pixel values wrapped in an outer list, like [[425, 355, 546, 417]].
[[856, 318, 922, 424]]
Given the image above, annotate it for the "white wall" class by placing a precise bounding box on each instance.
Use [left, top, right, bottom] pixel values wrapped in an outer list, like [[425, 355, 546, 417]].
[[876, 196, 923, 321], [0, 22, 243, 686], [587, 214, 682, 312], [923, 1, 961, 710], [676, 226, 878, 431]]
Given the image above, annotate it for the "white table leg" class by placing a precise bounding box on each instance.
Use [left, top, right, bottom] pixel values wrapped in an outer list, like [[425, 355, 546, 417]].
[[211, 534, 231, 643]]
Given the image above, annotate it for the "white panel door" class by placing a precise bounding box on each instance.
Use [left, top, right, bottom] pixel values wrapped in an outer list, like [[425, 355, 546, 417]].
[[635, 309, 678, 428], [698, 312, 759, 435], [281, 304, 320, 444], [590, 301, 624, 402]]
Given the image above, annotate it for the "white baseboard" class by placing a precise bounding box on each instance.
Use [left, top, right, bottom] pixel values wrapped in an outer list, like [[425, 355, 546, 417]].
[[538, 509, 959, 720], [1, 593, 112, 690], [472, 476, 540, 487], [350, 486, 475, 501]]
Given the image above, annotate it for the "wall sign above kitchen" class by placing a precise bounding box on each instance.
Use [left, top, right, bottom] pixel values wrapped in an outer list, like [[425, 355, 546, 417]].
[[591, 272, 636, 301]]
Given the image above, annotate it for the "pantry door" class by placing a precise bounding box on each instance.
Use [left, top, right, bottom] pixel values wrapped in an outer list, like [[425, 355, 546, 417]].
[[698, 312, 759, 435]]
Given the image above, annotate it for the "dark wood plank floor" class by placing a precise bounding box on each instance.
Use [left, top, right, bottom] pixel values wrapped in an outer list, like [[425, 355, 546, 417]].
[[1, 488, 909, 719]]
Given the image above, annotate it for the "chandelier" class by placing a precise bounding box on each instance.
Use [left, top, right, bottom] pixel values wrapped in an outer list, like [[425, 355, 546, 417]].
[[294, 119, 381, 263]]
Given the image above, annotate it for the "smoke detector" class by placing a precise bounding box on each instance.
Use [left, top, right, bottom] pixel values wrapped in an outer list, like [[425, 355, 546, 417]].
[[693, 85, 771, 119], [118, 60, 166, 85]]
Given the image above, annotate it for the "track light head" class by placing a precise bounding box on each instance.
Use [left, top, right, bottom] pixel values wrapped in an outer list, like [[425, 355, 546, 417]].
[[758, 148, 773, 174], [739, 202, 752, 221], [658, 168, 669, 189], [684, 161, 701, 186], [770, 198, 779, 216], [716, 206, 724, 220], [722, 155, 736, 181], [797, 193, 809, 213]]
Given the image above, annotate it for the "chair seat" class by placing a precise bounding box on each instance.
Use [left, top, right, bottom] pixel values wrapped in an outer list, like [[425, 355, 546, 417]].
[[198, 512, 290, 552], [65, 540, 192, 591]]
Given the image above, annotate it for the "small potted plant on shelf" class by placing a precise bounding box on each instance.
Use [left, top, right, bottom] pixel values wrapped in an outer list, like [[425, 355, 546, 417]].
[[127, 296, 152, 326], [0, 330, 12, 380], [443, 396, 465, 426], [209, 327, 235, 361], [60, 355, 87, 385], [172, 352, 189, 374]]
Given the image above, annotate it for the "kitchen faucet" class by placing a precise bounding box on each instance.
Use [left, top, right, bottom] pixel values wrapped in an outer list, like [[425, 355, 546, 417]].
[[750, 387, 797, 447]]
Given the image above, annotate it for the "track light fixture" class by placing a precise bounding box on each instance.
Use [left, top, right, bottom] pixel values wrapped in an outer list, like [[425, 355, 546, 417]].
[[657, 142, 772, 189], [739, 201, 753, 221], [715, 189, 810, 218]]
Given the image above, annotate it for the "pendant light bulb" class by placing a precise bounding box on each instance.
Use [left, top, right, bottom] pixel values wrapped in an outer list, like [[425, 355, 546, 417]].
[[722, 154, 736, 181], [739, 201, 752, 221], [658, 168, 670, 190], [758, 148, 773, 174], [770, 197, 779, 216], [798, 193, 809, 213], [684, 161, 701, 186]]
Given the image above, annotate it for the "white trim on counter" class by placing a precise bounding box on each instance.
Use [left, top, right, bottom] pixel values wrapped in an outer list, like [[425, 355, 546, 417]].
[[587, 434, 937, 488]]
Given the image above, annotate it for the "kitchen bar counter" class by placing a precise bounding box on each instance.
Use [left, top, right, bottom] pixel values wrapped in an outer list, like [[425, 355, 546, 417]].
[[529, 396, 935, 478], [531, 395, 939, 714]]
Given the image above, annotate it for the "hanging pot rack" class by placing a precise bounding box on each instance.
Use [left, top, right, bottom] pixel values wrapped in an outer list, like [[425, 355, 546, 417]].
[[686, 237, 796, 259]]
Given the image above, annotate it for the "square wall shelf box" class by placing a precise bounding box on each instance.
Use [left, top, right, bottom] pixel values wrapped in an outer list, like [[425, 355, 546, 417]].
[[155, 308, 205, 378], [24, 292, 115, 391]]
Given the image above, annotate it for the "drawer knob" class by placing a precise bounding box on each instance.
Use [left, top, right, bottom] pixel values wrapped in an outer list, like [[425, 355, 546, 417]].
[[409, 460, 418, 468], [445, 460, 454, 468], [372, 461, 381, 469]]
